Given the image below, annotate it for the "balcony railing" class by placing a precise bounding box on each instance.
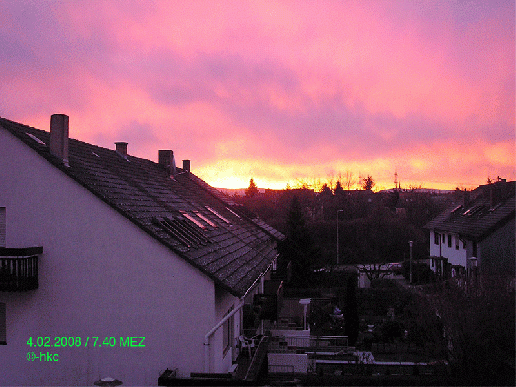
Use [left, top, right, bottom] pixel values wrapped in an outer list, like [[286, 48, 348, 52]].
[[0, 247, 42, 291], [269, 335, 352, 355]]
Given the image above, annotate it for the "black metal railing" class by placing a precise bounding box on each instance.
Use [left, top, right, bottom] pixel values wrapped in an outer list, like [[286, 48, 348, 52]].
[[0, 247, 42, 291], [244, 336, 269, 382]]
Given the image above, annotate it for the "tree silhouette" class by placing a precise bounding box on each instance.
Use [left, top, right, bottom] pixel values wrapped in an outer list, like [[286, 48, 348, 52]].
[[344, 170, 355, 191], [361, 175, 375, 191], [278, 196, 316, 287], [334, 180, 344, 195], [245, 178, 259, 198], [319, 183, 333, 197]]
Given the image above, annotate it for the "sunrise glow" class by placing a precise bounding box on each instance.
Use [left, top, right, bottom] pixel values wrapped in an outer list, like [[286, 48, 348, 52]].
[[0, 1, 514, 191]]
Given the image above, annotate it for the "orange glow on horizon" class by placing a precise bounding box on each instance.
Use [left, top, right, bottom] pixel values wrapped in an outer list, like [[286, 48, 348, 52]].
[[0, 1, 513, 195]]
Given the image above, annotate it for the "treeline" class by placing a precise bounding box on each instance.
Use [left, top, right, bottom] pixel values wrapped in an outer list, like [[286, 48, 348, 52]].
[[235, 181, 456, 269]]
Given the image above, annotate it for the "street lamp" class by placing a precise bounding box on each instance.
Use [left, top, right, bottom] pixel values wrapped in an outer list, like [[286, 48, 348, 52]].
[[336, 210, 344, 266], [409, 240, 413, 284]]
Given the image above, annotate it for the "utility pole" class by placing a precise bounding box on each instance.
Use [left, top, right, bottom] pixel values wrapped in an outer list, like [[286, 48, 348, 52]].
[[409, 240, 413, 284]]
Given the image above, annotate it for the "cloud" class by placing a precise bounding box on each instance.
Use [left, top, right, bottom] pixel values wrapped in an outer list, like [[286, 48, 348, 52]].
[[0, 0, 513, 190]]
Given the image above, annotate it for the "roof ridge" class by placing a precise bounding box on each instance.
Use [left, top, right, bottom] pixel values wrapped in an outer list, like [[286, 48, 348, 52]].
[[0, 116, 282, 297]]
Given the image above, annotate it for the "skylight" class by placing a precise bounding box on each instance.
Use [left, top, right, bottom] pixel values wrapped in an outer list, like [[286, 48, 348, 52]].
[[451, 205, 463, 213], [153, 216, 210, 248], [26, 133, 45, 145], [206, 206, 231, 224], [181, 211, 206, 229], [226, 207, 241, 219], [195, 212, 217, 227], [463, 205, 484, 216]]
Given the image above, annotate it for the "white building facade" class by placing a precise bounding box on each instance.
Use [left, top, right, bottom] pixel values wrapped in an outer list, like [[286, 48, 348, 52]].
[[0, 116, 281, 385], [425, 181, 515, 281]]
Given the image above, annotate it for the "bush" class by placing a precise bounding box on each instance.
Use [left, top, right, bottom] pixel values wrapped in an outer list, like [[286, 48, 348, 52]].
[[402, 261, 435, 284], [370, 278, 397, 288]]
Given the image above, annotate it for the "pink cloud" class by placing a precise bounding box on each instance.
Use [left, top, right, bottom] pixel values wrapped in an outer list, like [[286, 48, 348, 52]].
[[0, 0, 513, 190]]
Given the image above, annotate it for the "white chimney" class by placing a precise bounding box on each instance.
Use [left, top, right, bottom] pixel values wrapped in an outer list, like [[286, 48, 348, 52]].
[[159, 150, 176, 177], [115, 142, 128, 157], [50, 114, 69, 165]]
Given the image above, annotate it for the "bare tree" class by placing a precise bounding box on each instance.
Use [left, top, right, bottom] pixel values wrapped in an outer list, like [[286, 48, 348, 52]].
[[343, 170, 356, 191], [357, 263, 390, 282]]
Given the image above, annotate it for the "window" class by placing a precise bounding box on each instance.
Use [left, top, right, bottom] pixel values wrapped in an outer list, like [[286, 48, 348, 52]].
[[463, 241, 466, 249], [206, 207, 231, 224], [154, 217, 210, 247], [434, 232, 440, 245], [26, 132, 45, 145], [447, 234, 452, 248], [0, 208, 5, 247], [0, 303, 5, 345], [180, 211, 205, 229], [194, 212, 217, 228], [222, 307, 234, 355], [455, 236, 459, 250], [225, 207, 241, 219]]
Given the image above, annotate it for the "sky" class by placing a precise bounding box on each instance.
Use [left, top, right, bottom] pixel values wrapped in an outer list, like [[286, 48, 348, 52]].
[[1, 1, 514, 191]]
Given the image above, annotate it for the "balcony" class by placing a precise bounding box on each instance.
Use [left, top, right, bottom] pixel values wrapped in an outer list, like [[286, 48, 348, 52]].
[[0, 247, 42, 291]]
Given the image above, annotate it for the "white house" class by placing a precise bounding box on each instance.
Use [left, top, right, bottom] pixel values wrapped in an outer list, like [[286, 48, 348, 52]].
[[425, 180, 515, 281], [0, 115, 283, 385]]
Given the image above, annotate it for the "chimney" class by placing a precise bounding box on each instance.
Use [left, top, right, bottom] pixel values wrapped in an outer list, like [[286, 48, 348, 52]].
[[50, 114, 69, 165], [182, 159, 190, 173], [159, 150, 176, 177], [463, 190, 470, 208], [115, 142, 128, 157], [489, 180, 505, 208]]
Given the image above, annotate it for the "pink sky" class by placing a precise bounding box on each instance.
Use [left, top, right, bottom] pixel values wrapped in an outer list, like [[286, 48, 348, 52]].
[[1, 1, 514, 190]]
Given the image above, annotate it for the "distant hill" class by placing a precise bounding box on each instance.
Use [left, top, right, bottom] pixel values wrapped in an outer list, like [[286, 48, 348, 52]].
[[218, 187, 455, 197], [378, 188, 455, 194], [216, 188, 254, 197]]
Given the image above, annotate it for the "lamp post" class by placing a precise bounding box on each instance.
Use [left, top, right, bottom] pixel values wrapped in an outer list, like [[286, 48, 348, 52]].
[[409, 240, 413, 284], [336, 210, 344, 266]]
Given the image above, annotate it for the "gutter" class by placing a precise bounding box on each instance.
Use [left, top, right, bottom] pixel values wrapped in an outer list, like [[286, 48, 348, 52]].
[[242, 256, 277, 299]]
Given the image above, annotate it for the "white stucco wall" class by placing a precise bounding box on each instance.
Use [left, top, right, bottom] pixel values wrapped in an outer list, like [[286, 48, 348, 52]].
[[429, 230, 467, 271], [210, 287, 240, 373], [0, 129, 220, 385]]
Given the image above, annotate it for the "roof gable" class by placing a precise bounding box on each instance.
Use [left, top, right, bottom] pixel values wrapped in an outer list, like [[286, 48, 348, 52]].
[[0, 117, 284, 297]]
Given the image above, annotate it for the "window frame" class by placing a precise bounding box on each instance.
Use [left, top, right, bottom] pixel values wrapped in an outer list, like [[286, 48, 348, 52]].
[[434, 232, 440, 245], [222, 307, 234, 356]]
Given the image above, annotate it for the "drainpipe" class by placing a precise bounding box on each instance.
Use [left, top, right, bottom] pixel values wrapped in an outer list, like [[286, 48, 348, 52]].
[[204, 300, 245, 373], [203, 258, 277, 372]]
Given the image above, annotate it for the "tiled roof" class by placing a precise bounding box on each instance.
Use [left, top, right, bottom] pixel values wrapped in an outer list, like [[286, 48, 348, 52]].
[[0, 117, 284, 297], [424, 182, 515, 241]]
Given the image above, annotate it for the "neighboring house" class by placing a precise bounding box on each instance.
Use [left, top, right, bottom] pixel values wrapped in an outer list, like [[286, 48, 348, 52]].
[[424, 180, 515, 282], [0, 115, 283, 385]]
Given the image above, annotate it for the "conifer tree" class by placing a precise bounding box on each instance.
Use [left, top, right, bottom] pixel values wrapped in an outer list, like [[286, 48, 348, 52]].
[[245, 178, 259, 198], [278, 196, 316, 286]]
